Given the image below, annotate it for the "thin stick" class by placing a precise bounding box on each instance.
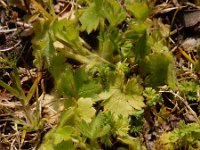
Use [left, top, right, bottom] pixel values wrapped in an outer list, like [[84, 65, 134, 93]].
[[16, 22, 33, 28], [160, 90, 200, 123], [0, 28, 17, 33], [178, 47, 196, 65], [159, 6, 186, 14], [0, 41, 21, 52]]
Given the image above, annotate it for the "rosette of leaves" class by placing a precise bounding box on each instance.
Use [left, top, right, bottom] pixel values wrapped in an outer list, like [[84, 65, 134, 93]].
[[99, 63, 145, 118], [143, 87, 163, 106]]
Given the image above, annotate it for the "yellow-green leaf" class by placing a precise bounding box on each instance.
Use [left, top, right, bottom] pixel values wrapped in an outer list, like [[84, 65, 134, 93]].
[[77, 97, 96, 123]]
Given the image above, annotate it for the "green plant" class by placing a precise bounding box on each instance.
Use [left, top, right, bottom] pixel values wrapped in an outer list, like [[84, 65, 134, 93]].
[[143, 87, 163, 106], [158, 121, 200, 150], [3, 0, 197, 149], [29, 0, 178, 149], [0, 60, 43, 131], [179, 80, 200, 101]]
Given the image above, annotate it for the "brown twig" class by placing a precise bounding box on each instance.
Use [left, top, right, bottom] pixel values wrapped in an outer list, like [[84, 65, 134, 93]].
[[178, 47, 196, 65], [160, 90, 200, 123], [0, 28, 17, 33]]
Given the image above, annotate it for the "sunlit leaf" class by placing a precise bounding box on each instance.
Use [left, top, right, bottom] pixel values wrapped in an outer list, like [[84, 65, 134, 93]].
[[99, 89, 116, 100], [128, 95, 145, 110], [53, 126, 75, 144], [101, 89, 144, 118], [143, 87, 163, 106], [77, 97, 96, 123], [78, 81, 102, 97], [125, 77, 143, 95], [53, 19, 79, 44], [79, 0, 104, 34], [114, 116, 130, 137], [103, 90, 133, 117], [104, 0, 126, 26], [53, 141, 75, 150], [126, 1, 148, 22]]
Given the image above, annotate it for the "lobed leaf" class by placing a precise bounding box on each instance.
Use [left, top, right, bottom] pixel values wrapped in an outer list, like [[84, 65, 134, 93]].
[[104, 0, 126, 26], [79, 0, 103, 34], [77, 97, 96, 123]]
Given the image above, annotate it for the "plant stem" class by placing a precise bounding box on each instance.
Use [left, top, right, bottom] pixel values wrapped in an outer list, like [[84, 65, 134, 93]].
[[57, 47, 114, 67], [57, 48, 90, 64]]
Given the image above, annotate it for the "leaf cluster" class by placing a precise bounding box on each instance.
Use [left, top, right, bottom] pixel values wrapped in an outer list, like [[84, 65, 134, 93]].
[[3, 0, 200, 149], [29, 0, 178, 149], [158, 121, 200, 150]]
